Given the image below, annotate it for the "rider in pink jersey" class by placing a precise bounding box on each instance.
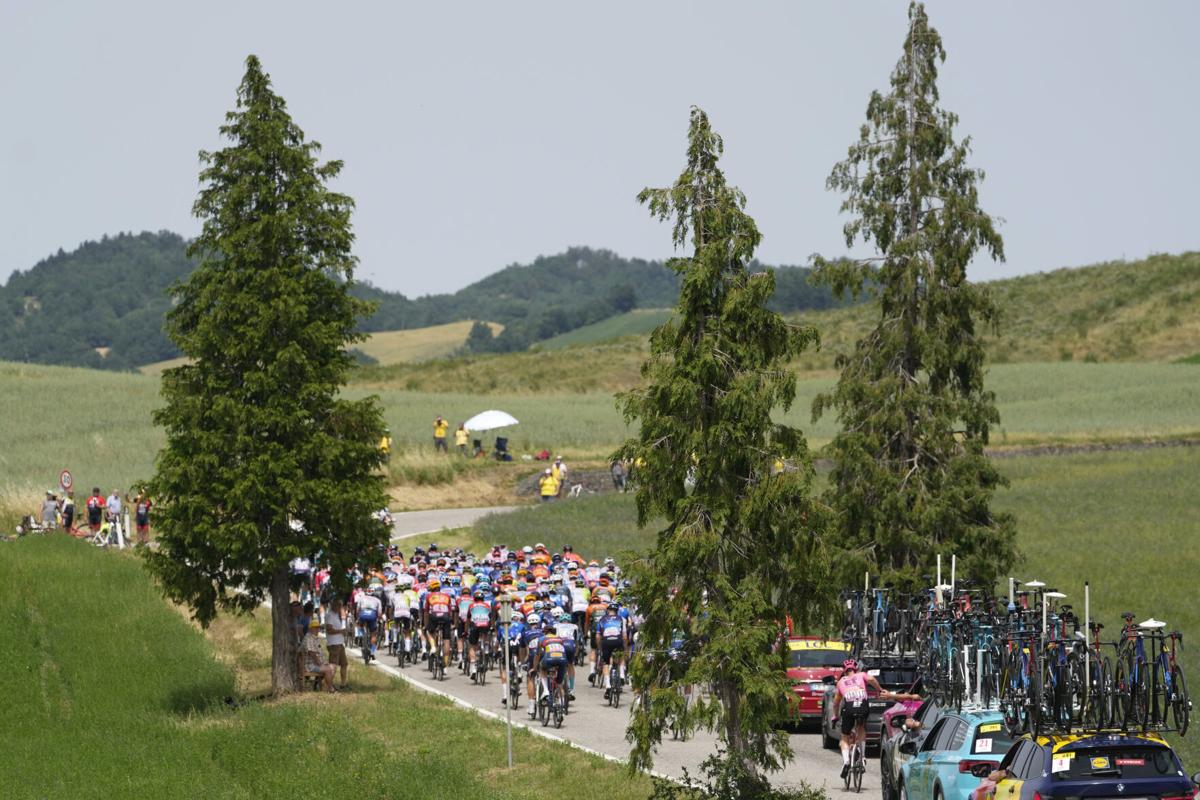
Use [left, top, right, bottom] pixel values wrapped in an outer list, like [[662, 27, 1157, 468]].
[[832, 659, 900, 780]]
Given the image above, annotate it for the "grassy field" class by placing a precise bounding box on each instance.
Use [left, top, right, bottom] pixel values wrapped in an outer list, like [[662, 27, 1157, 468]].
[[461, 446, 1200, 766], [3, 358, 1198, 513], [0, 535, 651, 799], [539, 309, 673, 349], [356, 320, 502, 364]]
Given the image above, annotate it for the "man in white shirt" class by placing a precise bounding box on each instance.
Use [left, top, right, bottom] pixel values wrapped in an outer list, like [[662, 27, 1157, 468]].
[[324, 597, 349, 688]]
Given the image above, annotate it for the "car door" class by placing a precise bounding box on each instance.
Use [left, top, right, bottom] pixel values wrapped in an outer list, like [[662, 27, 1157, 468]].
[[912, 718, 958, 800], [925, 718, 967, 798]]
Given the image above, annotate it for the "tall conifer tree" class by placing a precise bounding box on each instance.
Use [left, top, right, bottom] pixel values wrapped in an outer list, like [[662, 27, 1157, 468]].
[[146, 56, 388, 694], [814, 3, 1016, 588], [620, 107, 837, 780]]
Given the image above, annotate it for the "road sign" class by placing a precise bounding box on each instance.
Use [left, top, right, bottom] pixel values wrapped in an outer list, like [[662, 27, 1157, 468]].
[[59, 469, 73, 492]]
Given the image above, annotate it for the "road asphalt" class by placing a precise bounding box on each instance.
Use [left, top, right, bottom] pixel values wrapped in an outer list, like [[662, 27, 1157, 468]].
[[389, 505, 520, 540]]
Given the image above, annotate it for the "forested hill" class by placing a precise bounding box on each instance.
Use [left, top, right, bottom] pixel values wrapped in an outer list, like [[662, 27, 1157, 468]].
[[0, 232, 837, 369]]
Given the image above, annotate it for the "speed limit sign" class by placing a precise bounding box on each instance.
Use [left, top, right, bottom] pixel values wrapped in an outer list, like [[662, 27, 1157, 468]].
[[59, 469, 73, 492]]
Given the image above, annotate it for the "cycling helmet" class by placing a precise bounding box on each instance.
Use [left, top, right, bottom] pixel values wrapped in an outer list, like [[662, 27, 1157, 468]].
[[575, 578, 585, 587], [522, 546, 533, 554], [511, 611, 525, 622], [527, 613, 542, 626], [429, 543, 439, 551], [842, 659, 857, 672], [559, 612, 571, 622], [533, 600, 545, 612], [473, 589, 484, 600], [605, 604, 619, 615], [587, 560, 599, 567]]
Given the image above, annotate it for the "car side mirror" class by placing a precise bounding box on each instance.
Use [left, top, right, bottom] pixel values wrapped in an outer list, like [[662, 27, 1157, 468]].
[[822, 675, 836, 685], [971, 764, 993, 779], [1192, 772, 1200, 787], [890, 714, 909, 729], [899, 741, 918, 755]]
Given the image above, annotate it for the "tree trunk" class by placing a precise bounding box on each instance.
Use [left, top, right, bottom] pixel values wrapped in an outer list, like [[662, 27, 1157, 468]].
[[720, 678, 758, 777], [270, 565, 298, 696]]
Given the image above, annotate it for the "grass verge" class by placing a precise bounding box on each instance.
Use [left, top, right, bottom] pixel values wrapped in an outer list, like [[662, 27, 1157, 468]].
[[0, 536, 652, 798]]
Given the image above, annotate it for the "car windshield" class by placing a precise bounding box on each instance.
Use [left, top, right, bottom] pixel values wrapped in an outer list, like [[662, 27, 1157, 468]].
[[1052, 746, 1180, 780], [789, 649, 844, 668], [971, 723, 1015, 756]]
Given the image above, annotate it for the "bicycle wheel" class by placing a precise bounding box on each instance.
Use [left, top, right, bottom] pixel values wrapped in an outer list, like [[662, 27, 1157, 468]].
[[1170, 665, 1189, 735], [853, 749, 864, 792]]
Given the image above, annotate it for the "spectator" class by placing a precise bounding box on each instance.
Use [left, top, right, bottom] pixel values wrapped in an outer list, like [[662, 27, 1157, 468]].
[[379, 428, 393, 464], [298, 618, 336, 693], [610, 460, 628, 492], [433, 416, 449, 453], [106, 489, 123, 544], [61, 490, 75, 532], [325, 597, 349, 689], [538, 468, 559, 502], [85, 487, 106, 541], [41, 491, 58, 529], [454, 423, 469, 457], [126, 489, 152, 546], [552, 456, 568, 497], [290, 600, 305, 645]]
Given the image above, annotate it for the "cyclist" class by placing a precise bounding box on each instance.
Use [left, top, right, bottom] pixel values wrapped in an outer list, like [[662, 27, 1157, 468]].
[[554, 610, 579, 699], [355, 582, 383, 662], [466, 588, 493, 678], [831, 658, 887, 780], [586, 589, 610, 685], [499, 610, 526, 707], [535, 624, 570, 715], [423, 578, 454, 668], [523, 612, 545, 717], [597, 602, 628, 700]]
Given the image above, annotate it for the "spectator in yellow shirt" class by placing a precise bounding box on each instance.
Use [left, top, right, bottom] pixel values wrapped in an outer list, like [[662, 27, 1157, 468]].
[[433, 416, 449, 452], [538, 468, 559, 502], [379, 429, 393, 463], [454, 424, 470, 457]]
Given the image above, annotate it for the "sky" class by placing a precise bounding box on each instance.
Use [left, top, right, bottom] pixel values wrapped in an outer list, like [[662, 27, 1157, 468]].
[[2, 1, 1198, 297]]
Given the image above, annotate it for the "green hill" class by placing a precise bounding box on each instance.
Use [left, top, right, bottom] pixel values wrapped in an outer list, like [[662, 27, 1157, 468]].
[[0, 233, 836, 369], [539, 309, 673, 349]]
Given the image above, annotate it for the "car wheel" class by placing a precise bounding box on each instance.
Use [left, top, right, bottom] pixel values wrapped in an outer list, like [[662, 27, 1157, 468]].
[[934, 785, 943, 800], [899, 779, 908, 800], [881, 758, 896, 800]]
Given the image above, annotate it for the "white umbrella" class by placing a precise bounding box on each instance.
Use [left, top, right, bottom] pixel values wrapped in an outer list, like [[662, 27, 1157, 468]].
[[462, 409, 519, 432]]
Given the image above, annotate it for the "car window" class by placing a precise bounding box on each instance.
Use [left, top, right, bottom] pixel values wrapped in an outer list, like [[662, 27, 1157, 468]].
[[1017, 744, 1044, 779], [789, 649, 846, 668], [921, 719, 948, 753], [930, 718, 964, 751], [1052, 746, 1181, 780], [949, 719, 969, 750], [971, 722, 1015, 757], [1000, 740, 1025, 772], [916, 700, 941, 726]]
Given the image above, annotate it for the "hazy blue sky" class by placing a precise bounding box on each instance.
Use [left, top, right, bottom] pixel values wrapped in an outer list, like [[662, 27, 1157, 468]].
[[3, 1, 1197, 296]]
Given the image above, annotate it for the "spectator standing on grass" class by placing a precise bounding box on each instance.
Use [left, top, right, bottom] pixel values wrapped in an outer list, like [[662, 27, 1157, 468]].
[[610, 460, 627, 492], [299, 618, 336, 692], [106, 489, 123, 545], [538, 468, 559, 502], [41, 491, 58, 528], [379, 428, 392, 464], [433, 415, 449, 453], [325, 597, 349, 689], [552, 456, 567, 497], [455, 423, 469, 456], [85, 487, 105, 539], [60, 490, 75, 532], [126, 489, 152, 545]]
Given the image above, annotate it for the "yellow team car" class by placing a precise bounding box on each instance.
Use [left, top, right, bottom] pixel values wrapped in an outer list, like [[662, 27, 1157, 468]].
[[988, 730, 1196, 800]]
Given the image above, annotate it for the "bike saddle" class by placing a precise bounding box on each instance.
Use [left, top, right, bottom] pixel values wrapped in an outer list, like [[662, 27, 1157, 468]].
[[1138, 618, 1167, 629]]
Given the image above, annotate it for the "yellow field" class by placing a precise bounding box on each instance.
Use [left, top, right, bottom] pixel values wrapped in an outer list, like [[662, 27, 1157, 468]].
[[355, 320, 501, 364], [140, 320, 503, 374]]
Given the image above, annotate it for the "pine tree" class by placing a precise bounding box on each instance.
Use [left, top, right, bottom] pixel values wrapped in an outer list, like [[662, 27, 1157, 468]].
[[145, 56, 388, 695], [814, 3, 1016, 590], [619, 107, 838, 780]]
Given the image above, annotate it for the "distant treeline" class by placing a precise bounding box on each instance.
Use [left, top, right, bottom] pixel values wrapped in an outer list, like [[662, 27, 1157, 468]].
[[0, 232, 841, 369]]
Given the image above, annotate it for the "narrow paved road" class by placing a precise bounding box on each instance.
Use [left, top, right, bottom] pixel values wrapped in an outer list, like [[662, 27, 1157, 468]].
[[389, 506, 520, 540], [350, 642, 862, 792]]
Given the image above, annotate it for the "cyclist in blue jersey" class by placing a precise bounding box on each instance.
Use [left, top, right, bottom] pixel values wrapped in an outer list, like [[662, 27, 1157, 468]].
[[597, 603, 627, 700]]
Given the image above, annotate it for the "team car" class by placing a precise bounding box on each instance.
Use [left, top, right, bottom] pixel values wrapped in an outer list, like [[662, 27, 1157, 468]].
[[895, 710, 1016, 800], [786, 637, 851, 721], [989, 731, 1197, 800], [881, 698, 942, 800]]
